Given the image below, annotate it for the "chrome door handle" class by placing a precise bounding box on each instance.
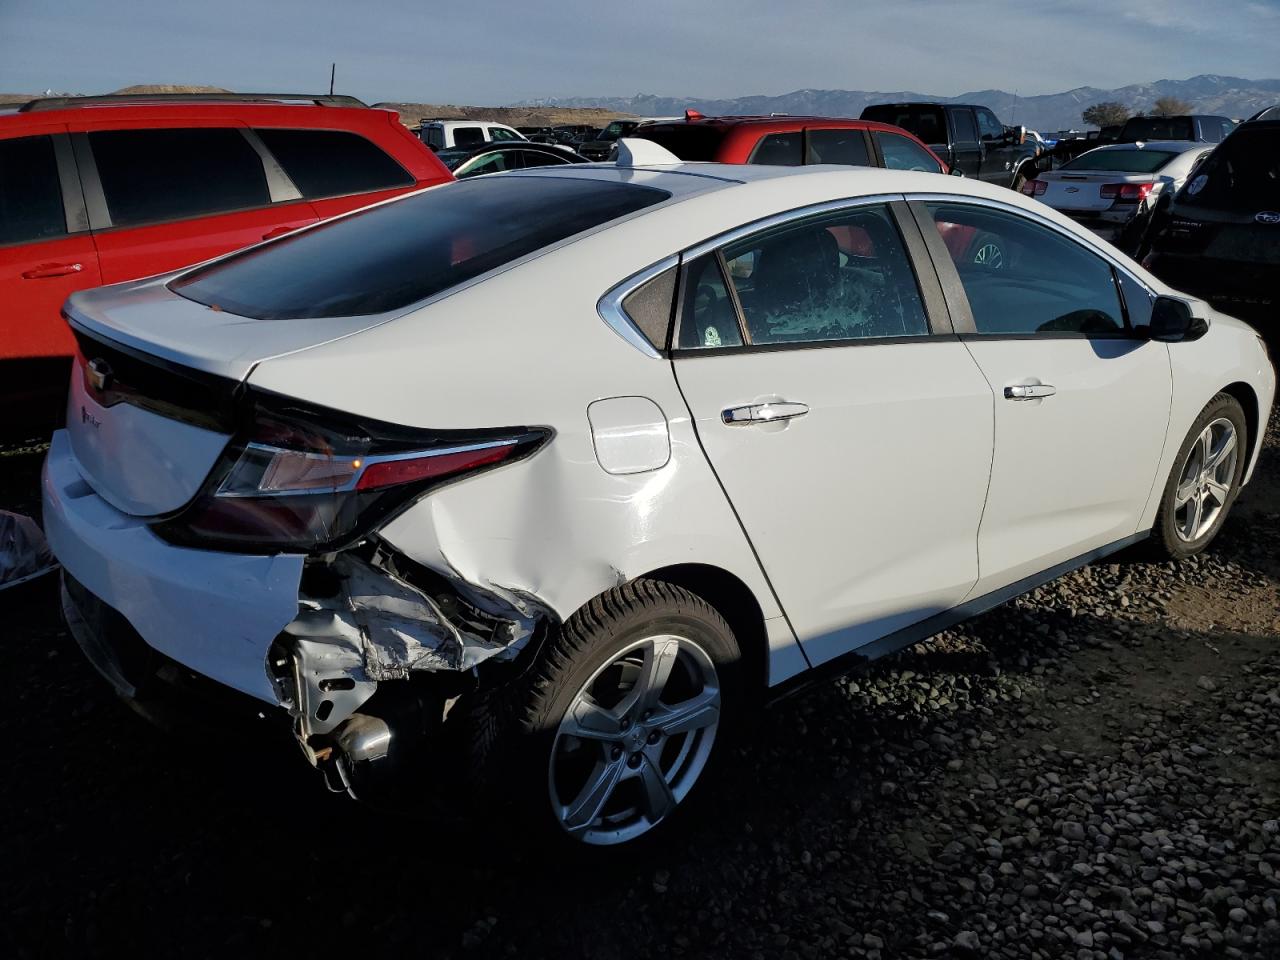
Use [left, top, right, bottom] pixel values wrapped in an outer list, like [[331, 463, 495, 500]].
[[1004, 384, 1057, 401], [722, 401, 810, 425]]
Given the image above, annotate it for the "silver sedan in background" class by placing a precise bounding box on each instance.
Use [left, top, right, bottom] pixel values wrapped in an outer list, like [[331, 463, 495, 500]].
[[1022, 141, 1212, 246]]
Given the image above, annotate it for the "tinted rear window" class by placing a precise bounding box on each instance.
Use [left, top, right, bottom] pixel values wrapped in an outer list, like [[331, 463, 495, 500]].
[[90, 128, 270, 226], [171, 176, 670, 320], [1179, 127, 1280, 211], [1063, 149, 1179, 173], [0, 135, 66, 246], [1121, 117, 1194, 141], [862, 105, 947, 145], [255, 129, 413, 198], [633, 124, 726, 161]]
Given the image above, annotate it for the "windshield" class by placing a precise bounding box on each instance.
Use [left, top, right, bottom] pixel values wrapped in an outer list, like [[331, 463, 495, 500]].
[[1062, 149, 1179, 173], [1178, 127, 1280, 211], [633, 125, 726, 161], [1121, 117, 1194, 141], [598, 121, 633, 142], [172, 177, 670, 320], [435, 149, 472, 170]]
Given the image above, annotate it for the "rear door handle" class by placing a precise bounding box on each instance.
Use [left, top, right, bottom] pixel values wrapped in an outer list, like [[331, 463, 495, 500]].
[[722, 401, 809, 425], [1004, 384, 1057, 401], [22, 262, 83, 279]]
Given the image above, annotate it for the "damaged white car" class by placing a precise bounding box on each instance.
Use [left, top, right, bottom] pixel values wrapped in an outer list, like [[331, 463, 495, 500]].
[[44, 141, 1274, 847]]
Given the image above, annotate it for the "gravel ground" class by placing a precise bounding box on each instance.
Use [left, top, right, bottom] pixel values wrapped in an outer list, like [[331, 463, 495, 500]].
[[2, 414, 1278, 959]]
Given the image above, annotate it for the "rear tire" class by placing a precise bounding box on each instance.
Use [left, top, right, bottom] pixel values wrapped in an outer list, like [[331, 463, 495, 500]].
[[468, 579, 743, 852], [1150, 393, 1247, 559]]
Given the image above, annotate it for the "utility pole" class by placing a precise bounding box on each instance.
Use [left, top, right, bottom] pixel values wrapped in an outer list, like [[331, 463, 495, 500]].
[[329, 63, 336, 96]]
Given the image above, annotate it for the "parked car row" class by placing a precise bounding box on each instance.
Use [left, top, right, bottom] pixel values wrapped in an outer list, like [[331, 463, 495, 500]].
[[0, 92, 453, 434]]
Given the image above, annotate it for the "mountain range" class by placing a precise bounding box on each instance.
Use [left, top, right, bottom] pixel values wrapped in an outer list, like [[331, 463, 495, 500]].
[[517, 75, 1280, 132]]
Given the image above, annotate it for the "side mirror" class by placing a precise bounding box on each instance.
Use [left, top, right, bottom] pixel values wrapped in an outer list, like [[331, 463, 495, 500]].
[[949, 166, 966, 177], [1149, 296, 1209, 342]]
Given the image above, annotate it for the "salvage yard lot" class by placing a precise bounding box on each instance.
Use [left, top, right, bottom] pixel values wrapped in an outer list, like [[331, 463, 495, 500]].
[[2, 415, 1279, 960]]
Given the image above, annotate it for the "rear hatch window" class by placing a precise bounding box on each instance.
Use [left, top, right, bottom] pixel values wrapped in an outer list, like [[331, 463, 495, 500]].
[[1062, 149, 1178, 173], [171, 176, 669, 320], [1179, 127, 1280, 212], [633, 124, 727, 161]]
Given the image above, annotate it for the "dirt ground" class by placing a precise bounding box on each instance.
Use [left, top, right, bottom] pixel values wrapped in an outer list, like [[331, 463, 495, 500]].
[[1, 411, 1277, 959]]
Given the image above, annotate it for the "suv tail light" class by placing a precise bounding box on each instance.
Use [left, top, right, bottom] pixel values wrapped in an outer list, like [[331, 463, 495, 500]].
[[1100, 182, 1155, 202], [152, 391, 550, 553], [1020, 178, 1048, 197]]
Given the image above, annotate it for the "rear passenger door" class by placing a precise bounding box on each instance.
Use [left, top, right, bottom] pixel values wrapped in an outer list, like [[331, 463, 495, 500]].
[[947, 108, 982, 178], [672, 200, 994, 666], [73, 122, 319, 284], [0, 125, 102, 363]]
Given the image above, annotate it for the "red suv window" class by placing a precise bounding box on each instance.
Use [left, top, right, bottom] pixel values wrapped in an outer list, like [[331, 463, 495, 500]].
[[0, 135, 67, 245], [255, 128, 413, 199]]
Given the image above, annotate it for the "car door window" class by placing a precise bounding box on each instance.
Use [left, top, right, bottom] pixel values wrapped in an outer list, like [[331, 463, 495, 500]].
[[715, 204, 929, 345], [255, 129, 412, 199], [950, 109, 979, 144], [488, 127, 519, 142], [0, 135, 66, 245], [421, 126, 444, 149], [453, 126, 485, 147], [88, 128, 270, 227], [926, 202, 1125, 335], [749, 132, 803, 166], [677, 253, 744, 349], [976, 109, 1004, 142], [877, 133, 943, 172], [805, 129, 870, 167]]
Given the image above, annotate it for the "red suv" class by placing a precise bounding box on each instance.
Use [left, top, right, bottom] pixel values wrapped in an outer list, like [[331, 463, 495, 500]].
[[632, 112, 949, 173], [0, 92, 452, 427]]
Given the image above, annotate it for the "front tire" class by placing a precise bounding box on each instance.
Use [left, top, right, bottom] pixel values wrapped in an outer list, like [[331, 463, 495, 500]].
[[471, 579, 742, 850], [1151, 394, 1247, 558]]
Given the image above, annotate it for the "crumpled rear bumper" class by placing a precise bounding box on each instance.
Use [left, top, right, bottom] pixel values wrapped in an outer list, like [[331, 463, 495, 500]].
[[42, 429, 304, 704]]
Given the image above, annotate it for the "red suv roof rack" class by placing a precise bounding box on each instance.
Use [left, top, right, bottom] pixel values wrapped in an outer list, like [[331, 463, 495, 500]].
[[18, 92, 369, 112]]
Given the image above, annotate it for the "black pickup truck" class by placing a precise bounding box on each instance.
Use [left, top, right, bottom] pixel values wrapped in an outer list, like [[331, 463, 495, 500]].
[[861, 102, 1040, 189]]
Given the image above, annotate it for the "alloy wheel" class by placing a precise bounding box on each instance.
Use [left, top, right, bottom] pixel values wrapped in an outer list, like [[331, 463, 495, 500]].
[[548, 634, 721, 845], [1174, 417, 1238, 542], [972, 241, 1004, 269]]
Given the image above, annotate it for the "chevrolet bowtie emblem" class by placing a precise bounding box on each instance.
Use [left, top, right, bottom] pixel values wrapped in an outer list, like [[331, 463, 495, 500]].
[[87, 357, 113, 392]]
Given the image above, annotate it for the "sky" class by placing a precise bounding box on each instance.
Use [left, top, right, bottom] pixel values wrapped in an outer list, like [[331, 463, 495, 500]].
[[1, 0, 1277, 104]]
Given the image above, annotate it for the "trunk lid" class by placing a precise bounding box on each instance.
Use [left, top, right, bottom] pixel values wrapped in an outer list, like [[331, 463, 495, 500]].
[[1039, 171, 1151, 212], [63, 276, 397, 518]]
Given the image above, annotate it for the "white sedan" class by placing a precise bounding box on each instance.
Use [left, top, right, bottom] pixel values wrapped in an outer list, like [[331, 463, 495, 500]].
[[1022, 140, 1213, 243], [43, 141, 1274, 848]]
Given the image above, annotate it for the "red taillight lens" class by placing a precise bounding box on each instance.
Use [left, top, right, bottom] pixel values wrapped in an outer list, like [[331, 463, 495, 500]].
[[1101, 182, 1155, 202], [1020, 179, 1048, 197], [152, 393, 549, 553]]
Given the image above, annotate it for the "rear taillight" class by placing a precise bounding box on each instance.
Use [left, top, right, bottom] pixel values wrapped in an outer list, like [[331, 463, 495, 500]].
[[1100, 182, 1155, 202], [152, 392, 550, 553], [1020, 178, 1048, 197]]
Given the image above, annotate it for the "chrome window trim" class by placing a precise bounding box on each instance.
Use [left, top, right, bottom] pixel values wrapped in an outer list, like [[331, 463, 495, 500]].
[[681, 193, 904, 261], [904, 191, 1159, 300], [215, 438, 519, 498], [596, 254, 679, 359]]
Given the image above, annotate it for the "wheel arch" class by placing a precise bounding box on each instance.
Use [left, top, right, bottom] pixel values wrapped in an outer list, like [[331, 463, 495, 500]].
[[1222, 380, 1262, 478], [638, 563, 771, 696]]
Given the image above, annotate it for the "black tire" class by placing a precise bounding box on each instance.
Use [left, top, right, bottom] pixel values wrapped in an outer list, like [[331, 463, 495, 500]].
[[1150, 393, 1248, 559], [467, 579, 743, 852]]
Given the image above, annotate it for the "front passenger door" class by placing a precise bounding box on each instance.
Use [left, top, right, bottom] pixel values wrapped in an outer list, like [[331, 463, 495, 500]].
[[672, 201, 994, 666], [975, 108, 1014, 184], [914, 201, 1172, 596]]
